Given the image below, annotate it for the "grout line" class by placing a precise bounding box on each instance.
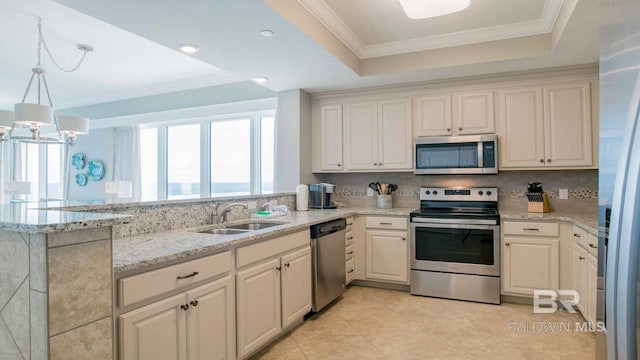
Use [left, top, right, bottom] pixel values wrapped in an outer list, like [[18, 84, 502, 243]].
[[0, 275, 28, 314], [49, 315, 110, 338], [0, 313, 27, 360]]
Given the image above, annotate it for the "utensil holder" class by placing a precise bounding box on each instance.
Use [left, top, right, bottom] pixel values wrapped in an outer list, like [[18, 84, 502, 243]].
[[527, 192, 551, 213], [377, 194, 392, 209]]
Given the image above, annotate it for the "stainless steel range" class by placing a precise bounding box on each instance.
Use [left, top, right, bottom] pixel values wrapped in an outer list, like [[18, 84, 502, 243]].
[[410, 187, 500, 304]]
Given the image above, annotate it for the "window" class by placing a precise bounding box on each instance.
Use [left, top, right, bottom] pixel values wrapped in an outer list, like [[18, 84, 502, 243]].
[[8, 142, 64, 201], [140, 110, 275, 200], [211, 119, 250, 196], [167, 124, 200, 199]]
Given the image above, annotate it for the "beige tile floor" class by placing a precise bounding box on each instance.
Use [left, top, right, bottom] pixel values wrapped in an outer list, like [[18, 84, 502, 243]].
[[251, 285, 595, 360]]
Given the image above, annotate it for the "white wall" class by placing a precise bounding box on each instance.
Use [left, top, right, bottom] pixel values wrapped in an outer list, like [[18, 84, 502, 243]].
[[66, 128, 115, 200], [274, 89, 317, 192]]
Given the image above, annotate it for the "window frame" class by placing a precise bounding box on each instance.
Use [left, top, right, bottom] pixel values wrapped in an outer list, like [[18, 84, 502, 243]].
[[140, 110, 276, 200]]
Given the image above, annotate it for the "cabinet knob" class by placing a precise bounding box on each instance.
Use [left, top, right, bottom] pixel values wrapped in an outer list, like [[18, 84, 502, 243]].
[[547, 159, 552, 163], [347, 269, 354, 274], [275, 266, 281, 271], [285, 263, 290, 268], [539, 159, 544, 163], [373, 163, 378, 166], [458, 127, 463, 131], [573, 233, 581, 237], [446, 128, 451, 132], [589, 243, 598, 249], [402, 237, 406, 241], [379, 163, 382, 166], [347, 251, 354, 255], [180, 304, 189, 311], [337, 164, 341, 167], [190, 300, 199, 307], [579, 256, 585, 260], [505, 243, 510, 247]]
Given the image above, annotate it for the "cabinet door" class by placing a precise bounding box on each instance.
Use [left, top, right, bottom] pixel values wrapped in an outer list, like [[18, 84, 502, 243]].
[[344, 102, 378, 170], [455, 91, 495, 135], [281, 247, 312, 329], [543, 82, 592, 167], [502, 237, 559, 296], [120, 294, 187, 360], [365, 230, 408, 283], [587, 254, 598, 325], [497, 87, 545, 168], [414, 95, 452, 137], [319, 105, 344, 171], [236, 258, 281, 359], [378, 98, 413, 170], [572, 243, 587, 315], [186, 276, 234, 360]]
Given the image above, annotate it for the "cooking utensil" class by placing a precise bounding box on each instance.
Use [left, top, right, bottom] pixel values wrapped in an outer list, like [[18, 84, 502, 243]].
[[368, 182, 379, 194]]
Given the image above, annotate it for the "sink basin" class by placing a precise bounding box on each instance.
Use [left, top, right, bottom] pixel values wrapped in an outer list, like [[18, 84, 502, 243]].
[[197, 228, 251, 235], [225, 222, 287, 230]]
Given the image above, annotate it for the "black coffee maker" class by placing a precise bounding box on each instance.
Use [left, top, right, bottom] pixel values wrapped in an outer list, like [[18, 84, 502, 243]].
[[309, 183, 336, 209]]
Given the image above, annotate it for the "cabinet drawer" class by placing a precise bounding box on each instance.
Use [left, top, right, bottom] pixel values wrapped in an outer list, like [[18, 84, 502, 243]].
[[345, 245, 354, 261], [236, 229, 310, 268], [572, 225, 588, 248], [345, 231, 354, 246], [365, 216, 407, 230], [346, 217, 354, 232], [587, 233, 598, 257], [503, 221, 559, 237], [346, 258, 355, 283], [119, 251, 231, 308]]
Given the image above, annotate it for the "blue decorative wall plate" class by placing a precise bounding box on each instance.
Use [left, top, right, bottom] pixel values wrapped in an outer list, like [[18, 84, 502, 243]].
[[75, 173, 88, 187], [71, 153, 85, 170], [87, 160, 105, 181]]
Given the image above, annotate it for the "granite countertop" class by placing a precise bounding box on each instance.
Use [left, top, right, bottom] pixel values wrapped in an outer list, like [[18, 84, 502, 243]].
[[0, 203, 130, 233], [499, 198, 598, 235], [113, 207, 415, 275]]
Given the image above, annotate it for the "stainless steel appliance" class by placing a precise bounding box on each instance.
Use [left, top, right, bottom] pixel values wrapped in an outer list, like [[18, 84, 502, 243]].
[[309, 183, 337, 209], [598, 1, 640, 357], [310, 218, 346, 311], [410, 187, 500, 304], [414, 134, 498, 175]]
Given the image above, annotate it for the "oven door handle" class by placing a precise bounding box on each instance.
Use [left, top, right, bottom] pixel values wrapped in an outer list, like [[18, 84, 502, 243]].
[[411, 222, 499, 231], [411, 218, 498, 226]]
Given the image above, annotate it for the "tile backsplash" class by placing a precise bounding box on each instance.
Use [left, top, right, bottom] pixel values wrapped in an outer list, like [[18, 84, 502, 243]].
[[320, 170, 598, 208]]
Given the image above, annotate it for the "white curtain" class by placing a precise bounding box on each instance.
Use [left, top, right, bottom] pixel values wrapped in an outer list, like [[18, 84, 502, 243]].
[[114, 126, 141, 198]]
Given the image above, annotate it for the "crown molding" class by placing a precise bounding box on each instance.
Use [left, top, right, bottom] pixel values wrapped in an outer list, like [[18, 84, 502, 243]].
[[299, 0, 565, 59]]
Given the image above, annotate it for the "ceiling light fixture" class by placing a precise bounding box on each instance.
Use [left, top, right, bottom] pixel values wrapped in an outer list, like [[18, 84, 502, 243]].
[[253, 76, 268, 83], [2, 17, 92, 146], [259, 29, 274, 37], [179, 43, 200, 54], [398, 0, 470, 19]]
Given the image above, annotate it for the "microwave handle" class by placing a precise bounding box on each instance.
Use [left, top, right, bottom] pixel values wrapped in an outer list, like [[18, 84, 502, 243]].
[[477, 142, 483, 168]]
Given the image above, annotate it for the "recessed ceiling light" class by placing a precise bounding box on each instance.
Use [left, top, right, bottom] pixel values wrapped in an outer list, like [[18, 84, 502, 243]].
[[178, 43, 200, 54], [398, 0, 470, 19], [253, 76, 268, 83], [259, 29, 274, 37]]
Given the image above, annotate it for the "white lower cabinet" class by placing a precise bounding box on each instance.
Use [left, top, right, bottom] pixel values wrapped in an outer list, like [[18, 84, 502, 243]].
[[235, 233, 311, 359], [573, 228, 599, 326], [363, 216, 409, 284], [502, 221, 560, 296], [120, 276, 234, 360], [586, 254, 598, 325], [572, 243, 588, 314]]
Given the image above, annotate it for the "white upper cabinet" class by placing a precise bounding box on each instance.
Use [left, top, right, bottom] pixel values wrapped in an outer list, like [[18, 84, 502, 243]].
[[377, 98, 413, 170], [414, 95, 452, 137], [498, 81, 593, 169], [454, 90, 495, 135], [498, 87, 545, 168], [319, 105, 344, 171], [344, 102, 379, 170], [543, 82, 592, 167], [344, 98, 413, 171]]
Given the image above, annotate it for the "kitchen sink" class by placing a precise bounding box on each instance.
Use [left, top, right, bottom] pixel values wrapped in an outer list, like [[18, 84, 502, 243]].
[[197, 228, 251, 235], [225, 221, 287, 230]]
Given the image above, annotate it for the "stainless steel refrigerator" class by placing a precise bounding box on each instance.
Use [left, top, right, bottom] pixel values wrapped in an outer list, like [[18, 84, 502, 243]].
[[598, 0, 640, 358]]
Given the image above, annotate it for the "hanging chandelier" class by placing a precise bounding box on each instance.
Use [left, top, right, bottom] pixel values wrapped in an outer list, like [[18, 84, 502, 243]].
[[0, 17, 92, 145]]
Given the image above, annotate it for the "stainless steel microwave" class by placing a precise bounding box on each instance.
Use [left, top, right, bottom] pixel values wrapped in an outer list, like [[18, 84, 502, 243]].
[[414, 134, 498, 174]]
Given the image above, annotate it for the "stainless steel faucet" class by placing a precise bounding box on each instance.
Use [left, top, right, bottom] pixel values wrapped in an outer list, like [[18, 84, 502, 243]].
[[219, 202, 248, 223]]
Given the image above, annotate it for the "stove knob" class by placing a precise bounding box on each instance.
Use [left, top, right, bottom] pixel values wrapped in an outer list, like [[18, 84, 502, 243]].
[[478, 190, 483, 196], [425, 190, 431, 195], [486, 191, 492, 196], [432, 190, 438, 195]]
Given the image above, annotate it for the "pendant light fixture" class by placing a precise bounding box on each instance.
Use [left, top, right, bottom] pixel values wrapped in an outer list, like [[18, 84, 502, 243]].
[[3, 17, 92, 145]]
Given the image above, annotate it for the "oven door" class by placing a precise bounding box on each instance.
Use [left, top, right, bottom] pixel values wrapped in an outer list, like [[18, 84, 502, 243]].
[[410, 221, 500, 276]]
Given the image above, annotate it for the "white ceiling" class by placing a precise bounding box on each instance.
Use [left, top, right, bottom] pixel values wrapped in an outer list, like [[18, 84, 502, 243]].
[[0, 0, 599, 113]]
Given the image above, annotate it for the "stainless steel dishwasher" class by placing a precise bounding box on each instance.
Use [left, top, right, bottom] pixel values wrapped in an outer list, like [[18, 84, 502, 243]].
[[310, 218, 346, 312]]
